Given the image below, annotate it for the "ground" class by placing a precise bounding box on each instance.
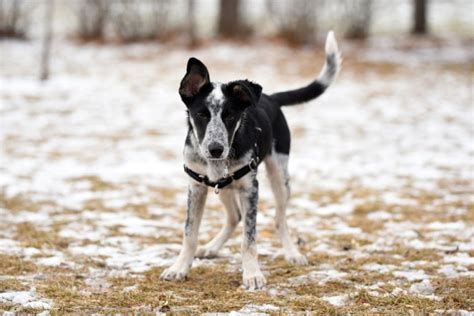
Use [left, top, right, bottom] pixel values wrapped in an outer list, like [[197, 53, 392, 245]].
[[0, 35, 473, 314]]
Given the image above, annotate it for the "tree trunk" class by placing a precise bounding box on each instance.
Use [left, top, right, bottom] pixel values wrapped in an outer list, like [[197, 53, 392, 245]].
[[218, 0, 242, 38], [40, 0, 54, 81], [412, 0, 428, 34], [187, 0, 197, 47]]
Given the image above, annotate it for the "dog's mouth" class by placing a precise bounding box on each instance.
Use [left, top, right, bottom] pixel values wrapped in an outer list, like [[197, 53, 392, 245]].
[[206, 157, 227, 161]]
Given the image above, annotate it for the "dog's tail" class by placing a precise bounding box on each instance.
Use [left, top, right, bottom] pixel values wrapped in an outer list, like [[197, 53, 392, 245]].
[[270, 31, 341, 107]]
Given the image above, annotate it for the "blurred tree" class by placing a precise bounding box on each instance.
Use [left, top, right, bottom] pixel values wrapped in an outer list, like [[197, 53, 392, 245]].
[[412, 0, 428, 34], [187, 0, 198, 47], [110, 0, 171, 42], [0, 0, 31, 39], [267, 0, 323, 45], [342, 0, 372, 39], [218, 0, 246, 38], [74, 0, 109, 41], [40, 0, 54, 81]]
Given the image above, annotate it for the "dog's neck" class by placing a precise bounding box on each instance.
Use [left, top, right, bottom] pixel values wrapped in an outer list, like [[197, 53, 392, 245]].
[[184, 132, 252, 182]]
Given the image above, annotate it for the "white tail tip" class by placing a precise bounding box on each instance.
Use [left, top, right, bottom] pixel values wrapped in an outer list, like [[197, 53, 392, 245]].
[[318, 31, 342, 87], [325, 30, 339, 56]]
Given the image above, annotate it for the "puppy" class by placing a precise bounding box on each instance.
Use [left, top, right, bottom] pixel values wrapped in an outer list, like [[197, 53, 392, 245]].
[[160, 31, 341, 290]]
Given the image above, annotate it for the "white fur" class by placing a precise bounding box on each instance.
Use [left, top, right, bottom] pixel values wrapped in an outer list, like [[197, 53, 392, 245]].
[[160, 182, 207, 281], [237, 172, 266, 290], [188, 117, 200, 141], [317, 30, 342, 87], [201, 83, 230, 159]]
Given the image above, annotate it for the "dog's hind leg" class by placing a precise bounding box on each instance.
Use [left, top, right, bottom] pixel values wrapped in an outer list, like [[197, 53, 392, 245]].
[[265, 153, 308, 265], [160, 181, 207, 281], [195, 189, 241, 258]]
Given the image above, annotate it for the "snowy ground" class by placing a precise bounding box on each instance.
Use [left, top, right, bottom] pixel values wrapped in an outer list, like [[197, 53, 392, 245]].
[[1, 35, 473, 313]]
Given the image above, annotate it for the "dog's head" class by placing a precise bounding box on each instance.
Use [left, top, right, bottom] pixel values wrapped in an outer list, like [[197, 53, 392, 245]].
[[179, 57, 262, 160]]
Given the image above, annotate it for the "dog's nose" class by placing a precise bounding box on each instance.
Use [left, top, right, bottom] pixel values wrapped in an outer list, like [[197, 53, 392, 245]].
[[208, 142, 224, 158]]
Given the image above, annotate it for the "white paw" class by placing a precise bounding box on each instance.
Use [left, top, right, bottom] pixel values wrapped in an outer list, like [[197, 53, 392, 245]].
[[195, 246, 219, 259], [160, 264, 190, 281], [285, 252, 308, 266], [243, 272, 266, 291]]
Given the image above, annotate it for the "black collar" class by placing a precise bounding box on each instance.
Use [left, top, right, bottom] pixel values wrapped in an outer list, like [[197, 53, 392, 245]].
[[184, 156, 259, 193]]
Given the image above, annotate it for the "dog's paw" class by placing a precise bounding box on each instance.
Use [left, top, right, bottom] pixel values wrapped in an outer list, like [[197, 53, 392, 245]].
[[243, 272, 266, 291], [195, 246, 219, 259], [285, 252, 308, 266], [160, 265, 189, 281]]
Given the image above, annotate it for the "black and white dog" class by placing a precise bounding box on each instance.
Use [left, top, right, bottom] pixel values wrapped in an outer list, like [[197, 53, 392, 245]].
[[161, 31, 341, 290]]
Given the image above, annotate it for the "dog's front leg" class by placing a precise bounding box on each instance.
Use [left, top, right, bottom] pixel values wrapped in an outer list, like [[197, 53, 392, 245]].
[[239, 176, 266, 290], [160, 182, 207, 281]]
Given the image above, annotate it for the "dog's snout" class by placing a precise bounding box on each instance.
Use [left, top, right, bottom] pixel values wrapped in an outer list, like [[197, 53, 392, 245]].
[[208, 142, 224, 158]]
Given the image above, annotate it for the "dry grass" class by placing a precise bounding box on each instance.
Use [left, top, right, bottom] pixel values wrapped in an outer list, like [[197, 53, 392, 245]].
[[14, 222, 70, 250], [1, 181, 472, 313], [0, 255, 38, 276], [68, 175, 119, 191], [0, 279, 29, 292], [0, 192, 40, 213]]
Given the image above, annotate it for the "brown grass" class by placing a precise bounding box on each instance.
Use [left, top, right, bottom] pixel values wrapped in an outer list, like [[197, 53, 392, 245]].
[[0, 279, 29, 292], [14, 222, 70, 250], [0, 254, 38, 275], [32, 264, 338, 313], [0, 192, 40, 213], [68, 175, 119, 191]]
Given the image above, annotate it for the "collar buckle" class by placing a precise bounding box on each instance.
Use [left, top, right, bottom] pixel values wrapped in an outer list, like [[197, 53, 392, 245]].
[[248, 158, 258, 170]]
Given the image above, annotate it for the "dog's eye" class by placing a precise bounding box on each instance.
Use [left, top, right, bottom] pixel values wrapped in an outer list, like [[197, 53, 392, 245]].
[[196, 112, 209, 119], [224, 114, 235, 122]]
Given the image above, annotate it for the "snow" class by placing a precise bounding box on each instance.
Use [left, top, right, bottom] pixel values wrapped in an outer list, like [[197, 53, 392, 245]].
[[288, 268, 348, 285], [0, 289, 51, 310], [314, 203, 354, 216], [236, 304, 280, 313], [444, 254, 474, 266], [322, 294, 348, 307], [409, 280, 434, 296], [393, 270, 429, 281], [367, 211, 393, 221], [363, 263, 397, 274], [36, 255, 64, 267]]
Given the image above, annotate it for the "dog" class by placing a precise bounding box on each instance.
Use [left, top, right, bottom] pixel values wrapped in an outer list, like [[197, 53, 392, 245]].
[[160, 31, 341, 290]]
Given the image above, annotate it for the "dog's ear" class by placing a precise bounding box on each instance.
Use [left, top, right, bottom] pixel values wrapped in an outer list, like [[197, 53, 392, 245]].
[[179, 57, 210, 104], [226, 80, 262, 108]]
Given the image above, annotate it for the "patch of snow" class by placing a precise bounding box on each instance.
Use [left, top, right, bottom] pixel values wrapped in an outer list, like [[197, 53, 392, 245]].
[[444, 253, 474, 266], [393, 270, 429, 281], [23, 301, 52, 310], [0, 289, 51, 310], [288, 268, 348, 285], [409, 280, 434, 296], [229, 304, 280, 315], [363, 263, 397, 274], [427, 221, 466, 231], [322, 294, 348, 307], [36, 255, 64, 267], [315, 203, 354, 216], [438, 265, 460, 278], [123, 285, 138, 293], [391, 287, 405, 296], [433, 310, 472, 316], [367, 210, 393, 220]]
